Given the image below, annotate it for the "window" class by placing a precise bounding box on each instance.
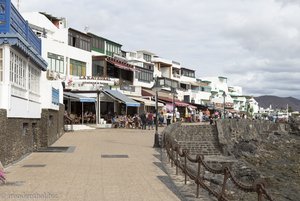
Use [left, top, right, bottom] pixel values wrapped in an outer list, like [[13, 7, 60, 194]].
[[143, 54, 151, 62], [96, 39, 104, 50], [0, 48, 3, 82], [130, 52, 136, 58], [68, 30, 91, 51], [105, 42, 121, 56], [28, 64, 40, 94], [92, 60, 104, 76], [70, 59, 86, 76], [135, 68, 153, 83], [181, 69, 195, 78], [22, 123, 29, 136], [47, 52, 64, 73], [9, 49, 26, 89], [143, 63, 153, 70]]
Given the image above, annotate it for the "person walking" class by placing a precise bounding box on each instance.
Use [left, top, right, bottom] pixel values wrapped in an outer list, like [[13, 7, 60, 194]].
[[147, 111, 154, 130], [140, 112, 147, 130]]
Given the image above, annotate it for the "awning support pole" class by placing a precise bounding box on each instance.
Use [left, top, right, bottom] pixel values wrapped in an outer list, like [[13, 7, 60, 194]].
[[96, 91, 100, 124], [82, 102, 84, 124]]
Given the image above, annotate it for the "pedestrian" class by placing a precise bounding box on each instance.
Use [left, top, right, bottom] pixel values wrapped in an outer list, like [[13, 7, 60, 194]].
[[175, 108, 180, 122], [199, 110, 203, 122], [140, 112, 147, 130], [209, 116, 214, 125], [159, 112, 165, 126], [147, 111, 154, 130]]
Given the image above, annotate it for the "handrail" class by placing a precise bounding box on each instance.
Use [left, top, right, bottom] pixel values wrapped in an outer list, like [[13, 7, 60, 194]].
[[164, 136, 274, 201]]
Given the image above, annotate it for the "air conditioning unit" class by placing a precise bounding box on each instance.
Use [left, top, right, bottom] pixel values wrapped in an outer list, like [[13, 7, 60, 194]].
[[47, 70, 55, 79], [52, 71, 60, 80], [47, 70, 61, 80]]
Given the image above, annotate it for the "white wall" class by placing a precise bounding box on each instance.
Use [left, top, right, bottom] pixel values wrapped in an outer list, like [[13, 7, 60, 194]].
[[160, 67, 170, 78], [0, 45, 10, 109], [133, 78, 154, 89], [8, 96, 41, 118], [0, 45, 44, 118], [203, 77, 229, 95], [40, 74, 63, 110], [41, 37, 93, 78]]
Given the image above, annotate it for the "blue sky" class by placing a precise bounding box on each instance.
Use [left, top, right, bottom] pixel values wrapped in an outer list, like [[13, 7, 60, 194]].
[[12, 0, 300, 99]]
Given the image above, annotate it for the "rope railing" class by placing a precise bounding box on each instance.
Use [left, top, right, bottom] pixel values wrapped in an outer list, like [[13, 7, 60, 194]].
[[164, 136, 274, 201]]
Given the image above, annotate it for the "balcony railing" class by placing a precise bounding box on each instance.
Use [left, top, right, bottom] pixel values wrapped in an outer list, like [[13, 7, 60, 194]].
[[10, 4, 41, 54], [120, 85, 135, 92]]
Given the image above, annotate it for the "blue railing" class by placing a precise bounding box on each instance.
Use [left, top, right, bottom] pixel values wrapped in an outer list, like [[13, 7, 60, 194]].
[[10, 4, 41, 54]]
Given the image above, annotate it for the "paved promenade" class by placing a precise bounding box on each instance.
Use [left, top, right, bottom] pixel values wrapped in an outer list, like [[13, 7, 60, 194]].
[[0, 128, 184, 201]]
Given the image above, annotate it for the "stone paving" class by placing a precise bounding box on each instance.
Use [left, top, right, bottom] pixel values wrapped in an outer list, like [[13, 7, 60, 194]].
[[0, 127, 186, 201]]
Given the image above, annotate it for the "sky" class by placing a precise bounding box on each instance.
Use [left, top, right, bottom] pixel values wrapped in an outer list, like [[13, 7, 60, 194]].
[[11, 0, 300, 99]]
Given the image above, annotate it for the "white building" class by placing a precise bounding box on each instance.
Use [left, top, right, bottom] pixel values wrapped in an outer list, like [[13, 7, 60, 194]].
[[0, 1, 64, 165], [228, 86, 247, 112], [247, 97, 259, 116], [125, 50, 155, 89], [201, 76, 234, 111], [22, 12, 93, 81]]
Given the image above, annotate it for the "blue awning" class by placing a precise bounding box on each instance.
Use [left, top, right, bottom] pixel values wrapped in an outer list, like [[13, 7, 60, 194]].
[[103, 90, 140, 107], [63, 92, 96, 103]]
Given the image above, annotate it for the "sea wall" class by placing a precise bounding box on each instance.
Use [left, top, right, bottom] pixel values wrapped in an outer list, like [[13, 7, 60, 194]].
[[0, 104, 65, 166]]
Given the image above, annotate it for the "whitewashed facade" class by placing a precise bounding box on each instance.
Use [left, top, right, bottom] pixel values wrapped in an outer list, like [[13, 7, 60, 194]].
[[22, 12, 93, 81]]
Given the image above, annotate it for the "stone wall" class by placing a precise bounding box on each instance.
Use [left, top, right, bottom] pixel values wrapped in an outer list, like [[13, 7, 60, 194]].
[[0, 104, 65, 166], [163, 120, 299, 200], [163, 120, 290, 156], [40, 104, 65, 147], [215, 119, 289, 155], [163, 123, 222, 155], [0, 109, 8, 165], [289, 116, 300, 135]]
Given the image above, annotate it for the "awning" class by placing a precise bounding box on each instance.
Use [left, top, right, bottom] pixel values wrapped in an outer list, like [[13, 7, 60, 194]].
[[106, 57, 135, 72], [103, 90, 140, 107], [63, 92, 96, 102], [158, 96, 197, 109], [142, 89, 173, 98], [131, 97, 164, 107]]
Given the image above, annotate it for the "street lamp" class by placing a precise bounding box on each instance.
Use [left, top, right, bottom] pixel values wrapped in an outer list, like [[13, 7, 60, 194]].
[[222, 91, 226, 119], [152, 77, 162, 148], [171, 87, 178, 123]]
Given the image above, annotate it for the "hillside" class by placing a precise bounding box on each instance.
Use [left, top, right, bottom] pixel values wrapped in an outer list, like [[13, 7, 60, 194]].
[[254, 96, 300, 111]]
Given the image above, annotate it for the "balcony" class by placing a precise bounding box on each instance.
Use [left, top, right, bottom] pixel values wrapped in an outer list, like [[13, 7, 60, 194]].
[[152, 57, 172, 65], [172, 73, 181, 78], [10, 5, 42, 54]]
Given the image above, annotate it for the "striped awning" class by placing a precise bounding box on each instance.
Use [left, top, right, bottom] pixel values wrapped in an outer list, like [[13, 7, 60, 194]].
[[103, 90, 140, 107], [63, 92, 96, 102], [131, 97, 164, 107]]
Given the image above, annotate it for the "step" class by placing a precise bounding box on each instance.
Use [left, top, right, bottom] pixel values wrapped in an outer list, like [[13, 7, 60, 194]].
[[95, 124, 112, 128], [72, 125, 96, 131]]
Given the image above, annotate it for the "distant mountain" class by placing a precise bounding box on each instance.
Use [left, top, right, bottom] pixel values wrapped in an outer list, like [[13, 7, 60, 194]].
[[254, 96, 300, 111]]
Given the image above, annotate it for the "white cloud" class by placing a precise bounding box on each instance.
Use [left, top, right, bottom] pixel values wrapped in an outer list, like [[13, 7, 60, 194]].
[[12, 0, 300, 99]]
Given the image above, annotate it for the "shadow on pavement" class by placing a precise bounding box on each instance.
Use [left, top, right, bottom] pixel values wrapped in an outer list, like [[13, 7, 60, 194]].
[[157, 175, 187, 201], [153, 161, 167, 174]]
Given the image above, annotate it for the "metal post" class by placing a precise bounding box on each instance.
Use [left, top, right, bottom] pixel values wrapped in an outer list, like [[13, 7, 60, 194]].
[[184, 154, 187, 184], [196, 160, 201, 198], [287, 104, 289, 122], [153, 90, 160, 148], [96, 91, 100, 124], [223, 92, 226, 119], [172, 89, 175, 123], [81, 102, 84, 124]]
